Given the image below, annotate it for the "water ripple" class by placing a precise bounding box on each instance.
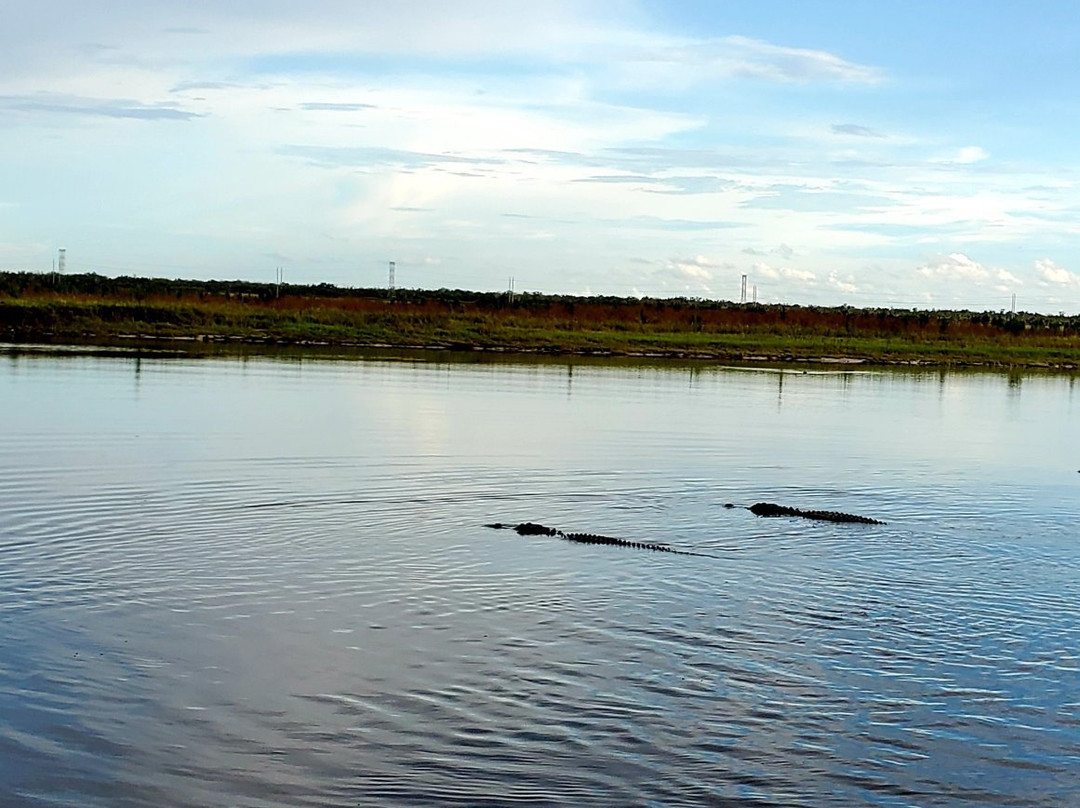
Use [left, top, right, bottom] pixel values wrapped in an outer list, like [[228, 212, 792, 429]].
[[2, 356, 1079, 807]]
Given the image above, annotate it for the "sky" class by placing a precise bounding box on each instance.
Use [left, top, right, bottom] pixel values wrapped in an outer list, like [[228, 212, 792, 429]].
[[3, 1, 1080, 312]]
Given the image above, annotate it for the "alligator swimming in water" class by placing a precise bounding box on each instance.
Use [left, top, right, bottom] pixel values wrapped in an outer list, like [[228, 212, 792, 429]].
[[485, 522, 713, 557], [488, 504, 883, 557], [730, 502, 885, 525]]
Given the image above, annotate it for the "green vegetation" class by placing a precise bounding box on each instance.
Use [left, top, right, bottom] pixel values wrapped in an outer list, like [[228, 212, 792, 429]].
[[2, 271, 1079, 368]]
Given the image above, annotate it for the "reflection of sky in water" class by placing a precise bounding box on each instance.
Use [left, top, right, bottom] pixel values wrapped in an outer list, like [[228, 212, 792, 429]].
[[4, 355, 1079, 490], [2, 352, 1079, 807]]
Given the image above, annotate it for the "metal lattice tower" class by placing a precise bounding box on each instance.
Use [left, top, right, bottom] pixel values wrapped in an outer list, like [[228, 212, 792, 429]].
[[740, 274, 747, 304], [388, 261, 396, 291], [58, 248, 66, 274]]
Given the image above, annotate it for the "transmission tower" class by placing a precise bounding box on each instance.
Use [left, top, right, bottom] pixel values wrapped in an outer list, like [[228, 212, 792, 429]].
[[388, 261, 396, 291], [740, 274, 747, 304], [58, 248, 66, 274]]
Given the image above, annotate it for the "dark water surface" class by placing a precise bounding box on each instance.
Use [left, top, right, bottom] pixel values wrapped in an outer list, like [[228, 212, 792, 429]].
[[1, 349, 1078, 806]]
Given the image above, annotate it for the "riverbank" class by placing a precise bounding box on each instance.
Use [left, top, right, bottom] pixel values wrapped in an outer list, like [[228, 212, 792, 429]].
[[2, 272, 1079, 369]]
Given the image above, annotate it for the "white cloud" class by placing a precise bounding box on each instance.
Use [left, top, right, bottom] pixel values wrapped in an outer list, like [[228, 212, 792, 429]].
[[718, 36, 883, 84], [613, 35, 884, 89], [751, 261, 815, 283], [994, 268, 1022, 286], [1035, 258, 1079, 285], [752, 261, 779, 280], [914, 255, 1030, 300], [828, 271, 858, 294], [936, 146, 990, 165], [917, 253, 989, 280], [781, 267, 817, 282], [674, 264, 711, 281], [663, 255, 733, 284]]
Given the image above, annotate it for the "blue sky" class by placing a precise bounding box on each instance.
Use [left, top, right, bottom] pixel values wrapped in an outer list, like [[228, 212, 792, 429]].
[[3, 1, 1080, 311]]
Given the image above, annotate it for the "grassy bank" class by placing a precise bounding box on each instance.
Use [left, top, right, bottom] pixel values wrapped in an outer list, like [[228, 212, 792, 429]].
[[2, 272, 1079, 369]]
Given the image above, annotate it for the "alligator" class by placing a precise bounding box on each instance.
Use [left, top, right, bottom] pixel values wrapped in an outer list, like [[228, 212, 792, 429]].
[[485, 522, 713, 557], [487, 504, 883, 556], [729, 502, 885, 525]]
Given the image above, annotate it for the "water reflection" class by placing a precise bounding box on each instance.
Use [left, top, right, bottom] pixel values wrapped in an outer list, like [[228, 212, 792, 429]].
[[0, 350, 1078, 807]]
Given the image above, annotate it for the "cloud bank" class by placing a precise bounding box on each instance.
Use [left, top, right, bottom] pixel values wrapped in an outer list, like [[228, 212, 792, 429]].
[[0, 2, 1077, 312]]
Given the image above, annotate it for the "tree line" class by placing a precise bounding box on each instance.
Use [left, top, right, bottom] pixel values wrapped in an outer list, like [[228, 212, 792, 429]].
[[1, 270, 1077, 339]]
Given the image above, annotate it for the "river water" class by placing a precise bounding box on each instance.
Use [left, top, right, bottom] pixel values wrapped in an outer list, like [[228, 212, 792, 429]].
[[1, 347, 1077, 807]]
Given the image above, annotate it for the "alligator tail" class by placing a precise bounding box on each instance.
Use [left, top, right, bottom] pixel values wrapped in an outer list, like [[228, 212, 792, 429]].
[[486, 522, 711, 557]]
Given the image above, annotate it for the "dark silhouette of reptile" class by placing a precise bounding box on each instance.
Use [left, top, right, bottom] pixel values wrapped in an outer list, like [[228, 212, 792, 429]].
[[730, 502, 885, 525], [485, 522, 713, 557], [487, 505, 883, 557]]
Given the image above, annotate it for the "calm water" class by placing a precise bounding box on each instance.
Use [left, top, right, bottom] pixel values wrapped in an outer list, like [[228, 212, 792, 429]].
[[1, 347, 1078, 807]]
